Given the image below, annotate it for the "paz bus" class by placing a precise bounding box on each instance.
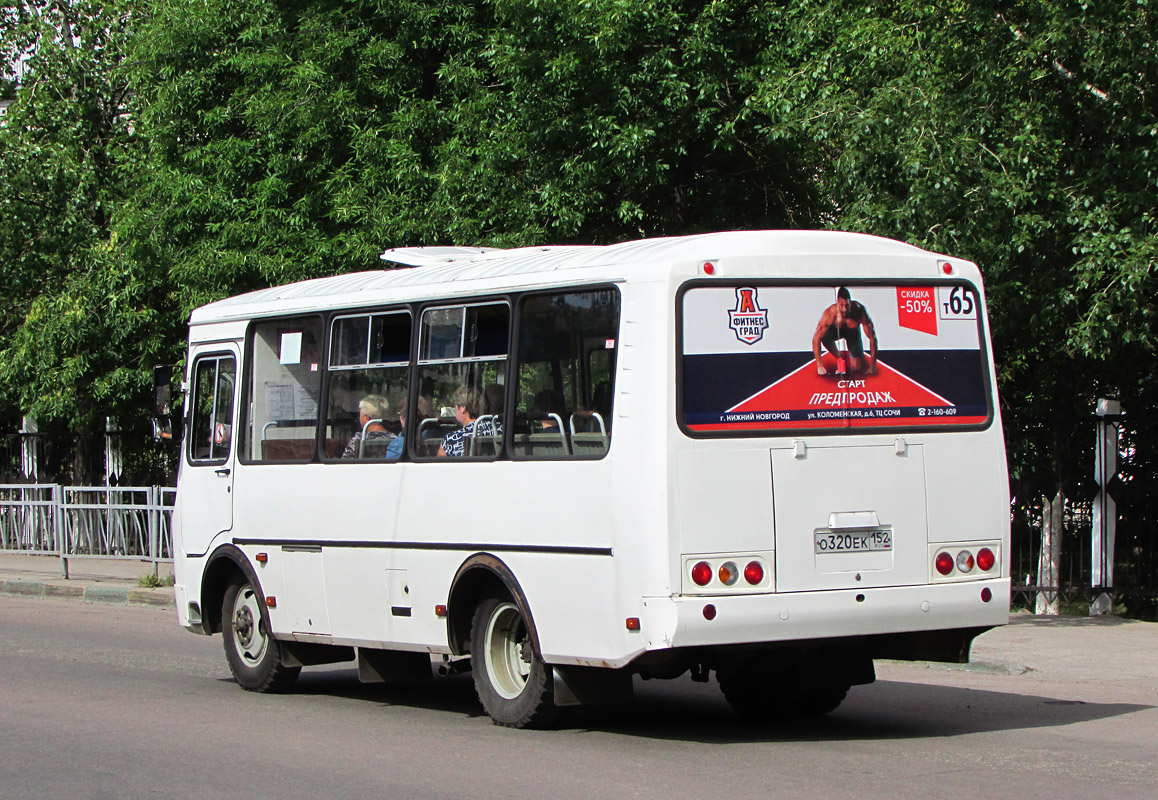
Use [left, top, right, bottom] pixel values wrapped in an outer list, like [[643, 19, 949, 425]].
[[162, 230, 1010, 728]]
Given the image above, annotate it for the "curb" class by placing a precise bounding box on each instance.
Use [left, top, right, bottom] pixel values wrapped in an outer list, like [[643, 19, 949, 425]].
[[0, 578, 175, 609]]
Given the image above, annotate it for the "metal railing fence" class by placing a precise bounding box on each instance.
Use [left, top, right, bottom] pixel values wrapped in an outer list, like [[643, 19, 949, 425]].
[[0, 484, 174, 576], [0, 484, 62, 556]]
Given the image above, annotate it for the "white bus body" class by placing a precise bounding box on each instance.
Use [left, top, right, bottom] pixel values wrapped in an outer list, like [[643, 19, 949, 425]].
[[171, 231, 1010, 727]]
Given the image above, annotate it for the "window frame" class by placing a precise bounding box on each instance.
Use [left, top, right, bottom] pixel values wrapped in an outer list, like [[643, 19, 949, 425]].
[[675, 278, 996, 439], [509, 284, 621, 462], [411, 299, 513, 462], [186, 352, 237, 467], [322, 307, 413, 464], [237, 313, 327, 465]]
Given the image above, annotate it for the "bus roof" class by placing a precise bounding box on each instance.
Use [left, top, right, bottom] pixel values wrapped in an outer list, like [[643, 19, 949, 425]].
[[188, 230, 939, 325]]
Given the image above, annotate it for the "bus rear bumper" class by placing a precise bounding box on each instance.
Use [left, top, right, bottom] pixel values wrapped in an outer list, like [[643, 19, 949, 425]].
[[638, 578, 1010, 658]]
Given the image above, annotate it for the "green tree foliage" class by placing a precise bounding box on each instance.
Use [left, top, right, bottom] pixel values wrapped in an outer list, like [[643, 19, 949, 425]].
[[0, 1, 166, 440], [429, 0, 826, 243], [120, 0, 484, 311]]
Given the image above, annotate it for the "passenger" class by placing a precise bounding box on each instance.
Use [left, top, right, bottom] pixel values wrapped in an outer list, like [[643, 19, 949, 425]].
[[484, 383, 505, 416], [574, 381, 612, 433], [385, 396, 407, 460], [532, 389, 562, 431], [342, 395, 395, 458], [438, 386, 502, 457]]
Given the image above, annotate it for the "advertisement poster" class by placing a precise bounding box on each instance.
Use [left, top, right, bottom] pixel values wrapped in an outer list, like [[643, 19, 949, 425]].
[[681, 284, 991, 432]]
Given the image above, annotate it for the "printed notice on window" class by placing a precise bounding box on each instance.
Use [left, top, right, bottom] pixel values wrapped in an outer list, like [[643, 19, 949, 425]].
[[279, 332, 303, 365]]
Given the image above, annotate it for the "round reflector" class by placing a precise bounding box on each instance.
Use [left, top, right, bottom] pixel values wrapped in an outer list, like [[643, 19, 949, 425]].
[[956, 550, 975, 573], [691, 561, 712, 586], [744, 561, 764, 585], [977, 547, 996, 572], [981, 587, 993, 603], [703, 604, 717, 620], [934, 551, 954, 576], [718, 561, 739, 586]]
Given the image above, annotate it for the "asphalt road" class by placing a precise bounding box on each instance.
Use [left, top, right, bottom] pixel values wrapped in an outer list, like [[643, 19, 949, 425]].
[[1, 597, 1155, 800]]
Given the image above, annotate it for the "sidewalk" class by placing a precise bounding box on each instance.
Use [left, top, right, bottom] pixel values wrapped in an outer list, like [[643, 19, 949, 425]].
[[0, 552, 175, 609]]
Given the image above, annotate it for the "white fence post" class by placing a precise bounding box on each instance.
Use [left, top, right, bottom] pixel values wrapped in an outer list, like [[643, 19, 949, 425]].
[[1036, 491, 1063, 615]]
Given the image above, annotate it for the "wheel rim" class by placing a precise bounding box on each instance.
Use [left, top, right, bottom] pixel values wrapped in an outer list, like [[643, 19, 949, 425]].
[[484, 601, 531, 700], [231, 584, 269, 668]]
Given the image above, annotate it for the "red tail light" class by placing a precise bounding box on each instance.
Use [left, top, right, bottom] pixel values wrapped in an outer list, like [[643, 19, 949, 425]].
[[691, 561, 712, 586], [977, 547, 996, 572], [934, 551, 954, 576], [743, 561, 764, 585]]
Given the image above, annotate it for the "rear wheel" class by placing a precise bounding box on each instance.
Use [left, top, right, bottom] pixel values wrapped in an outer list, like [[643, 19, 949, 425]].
[[222, 580, 300, 693], [470, 596, 559, 728], [718, 658, 849, 720]]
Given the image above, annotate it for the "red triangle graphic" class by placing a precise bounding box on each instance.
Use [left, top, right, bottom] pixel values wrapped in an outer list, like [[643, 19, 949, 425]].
[[730, 356, 952, 414]]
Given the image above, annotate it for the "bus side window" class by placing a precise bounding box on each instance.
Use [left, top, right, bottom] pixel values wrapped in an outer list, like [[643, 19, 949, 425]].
[[513, 288, 620, 459], [416, 303, 510, 459], [240, 316, 324, 462], [325, 311, 410, 461]]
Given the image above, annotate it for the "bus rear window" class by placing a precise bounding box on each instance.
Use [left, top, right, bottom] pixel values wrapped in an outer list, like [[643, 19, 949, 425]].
[[679, 283, 992, 434]]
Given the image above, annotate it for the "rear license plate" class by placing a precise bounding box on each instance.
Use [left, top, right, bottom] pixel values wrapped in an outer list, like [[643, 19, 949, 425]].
[[814, 528, 893, 554]]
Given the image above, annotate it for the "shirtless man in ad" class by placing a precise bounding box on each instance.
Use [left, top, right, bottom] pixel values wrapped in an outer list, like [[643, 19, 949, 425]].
[[813, 287, 878, 375]]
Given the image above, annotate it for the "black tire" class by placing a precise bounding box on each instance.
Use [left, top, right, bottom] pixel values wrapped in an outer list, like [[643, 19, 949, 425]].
[[221, 580, 300, 693], [470, 596, 560, 728], [718, 659, 849, 721]]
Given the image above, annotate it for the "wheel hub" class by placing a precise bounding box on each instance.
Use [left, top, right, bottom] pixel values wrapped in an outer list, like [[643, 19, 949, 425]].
[[234, 605, 254, 648]]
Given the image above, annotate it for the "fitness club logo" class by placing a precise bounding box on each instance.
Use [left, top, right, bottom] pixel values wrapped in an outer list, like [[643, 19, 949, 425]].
[[728, 287, 768, 345]]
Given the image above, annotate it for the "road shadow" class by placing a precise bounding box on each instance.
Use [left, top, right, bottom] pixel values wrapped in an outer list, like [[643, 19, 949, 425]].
[[223, 667, 492, 720], [572, 676, 1152, 744], [224, 667, 1152, 744]]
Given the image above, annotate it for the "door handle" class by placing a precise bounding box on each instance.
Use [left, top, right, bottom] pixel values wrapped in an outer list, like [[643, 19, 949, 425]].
[[215, 468, 231, 477]]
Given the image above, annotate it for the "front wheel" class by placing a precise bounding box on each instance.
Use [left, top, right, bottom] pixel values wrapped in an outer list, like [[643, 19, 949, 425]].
[[470, 596, 559, 728], [222, 580, 300, 693]]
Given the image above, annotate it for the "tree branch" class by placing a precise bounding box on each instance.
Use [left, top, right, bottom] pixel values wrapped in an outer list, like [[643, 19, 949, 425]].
[[998, 12, 1110, 104]]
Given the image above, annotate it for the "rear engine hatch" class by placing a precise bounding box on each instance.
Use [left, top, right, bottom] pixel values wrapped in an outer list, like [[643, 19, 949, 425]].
[[771, 442, 928, 591]]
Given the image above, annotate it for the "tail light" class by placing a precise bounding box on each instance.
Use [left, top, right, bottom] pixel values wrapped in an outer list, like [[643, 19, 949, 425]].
[[934, 551, 955, 576], [683, 554, 771, 592], [956, 550, 975, 573], [932, 542, 999, 580], [743, 561, 764, 585], [691, 561, 712, 586], [718, 561, 739, 586]]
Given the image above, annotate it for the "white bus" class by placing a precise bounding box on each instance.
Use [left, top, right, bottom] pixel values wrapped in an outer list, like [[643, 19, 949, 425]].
[[165, 230, 1010, 728]]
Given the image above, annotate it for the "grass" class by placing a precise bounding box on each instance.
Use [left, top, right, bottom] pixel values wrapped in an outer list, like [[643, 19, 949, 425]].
[[137, 572, 175, 589]]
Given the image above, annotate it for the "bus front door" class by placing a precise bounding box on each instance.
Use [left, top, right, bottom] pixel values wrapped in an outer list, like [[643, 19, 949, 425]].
[[182, 347, 239, 553]]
